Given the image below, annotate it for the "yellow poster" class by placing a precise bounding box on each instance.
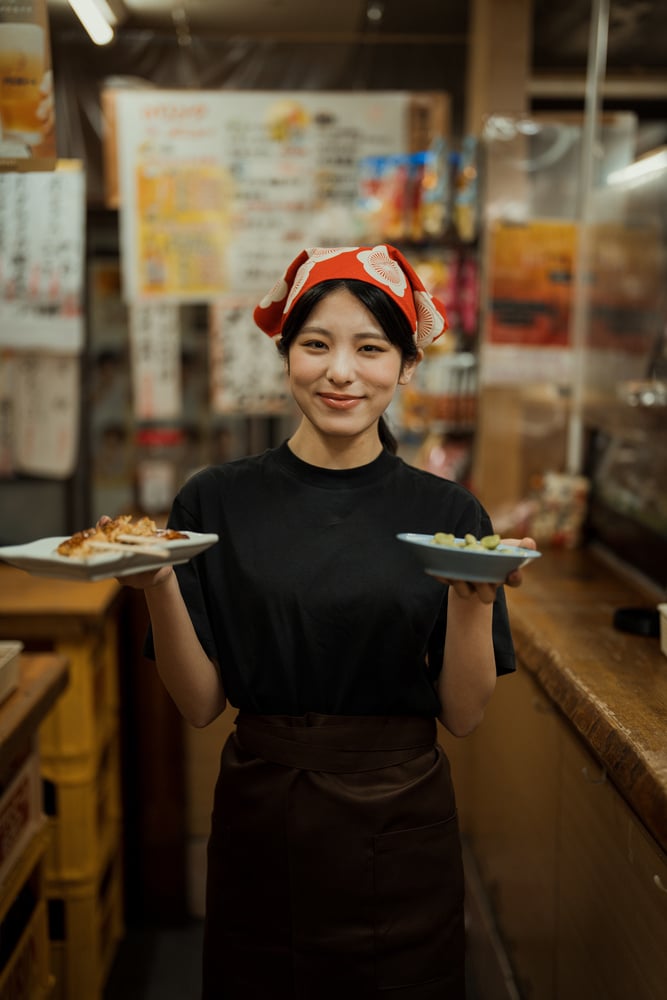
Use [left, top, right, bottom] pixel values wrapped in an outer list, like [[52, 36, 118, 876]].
[[135, 160, 233, 299], [0, 0, 56, 170]]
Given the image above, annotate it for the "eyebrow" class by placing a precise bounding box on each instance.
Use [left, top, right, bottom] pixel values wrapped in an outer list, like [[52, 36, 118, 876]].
[[300, 325, 389, 341]]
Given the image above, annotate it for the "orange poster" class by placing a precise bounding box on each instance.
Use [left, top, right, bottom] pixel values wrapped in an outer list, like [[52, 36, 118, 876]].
[[487, 219, 577, 347], [0, 0, 56, 170]]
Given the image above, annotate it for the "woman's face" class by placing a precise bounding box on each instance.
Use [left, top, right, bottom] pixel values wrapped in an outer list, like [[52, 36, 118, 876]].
[[285, 286, 420, 447]]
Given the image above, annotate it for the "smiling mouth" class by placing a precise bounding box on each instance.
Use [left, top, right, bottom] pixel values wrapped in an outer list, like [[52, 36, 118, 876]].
[[318, 393, 363, 409]]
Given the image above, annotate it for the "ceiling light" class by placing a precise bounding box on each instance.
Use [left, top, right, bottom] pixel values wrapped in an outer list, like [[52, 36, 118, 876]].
[[68, 0, 115, 45], [608, 148, 667, 187], [367, 2, 385, 24], [94, 0, 127, 26]]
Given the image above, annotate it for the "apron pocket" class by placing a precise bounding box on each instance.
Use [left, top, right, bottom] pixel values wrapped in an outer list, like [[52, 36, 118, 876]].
[[373, 813, 464, 990]]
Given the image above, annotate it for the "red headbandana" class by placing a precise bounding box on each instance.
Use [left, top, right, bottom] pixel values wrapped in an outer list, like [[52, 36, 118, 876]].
[[253, 244, 448, 347]]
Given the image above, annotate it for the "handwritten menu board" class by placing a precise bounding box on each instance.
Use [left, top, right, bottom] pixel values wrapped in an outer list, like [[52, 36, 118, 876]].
[[129, 302, 182, 419], [0, 161, 84, 478], [209, 296, 289, 415], [0, 162, 85, 351], [1, 350, 80, 477], [115, 91, 410, 303]]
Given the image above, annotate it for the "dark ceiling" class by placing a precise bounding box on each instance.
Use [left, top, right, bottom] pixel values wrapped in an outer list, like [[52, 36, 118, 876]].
[[46, 0, 667, 73], [533, 0, 667, 71]]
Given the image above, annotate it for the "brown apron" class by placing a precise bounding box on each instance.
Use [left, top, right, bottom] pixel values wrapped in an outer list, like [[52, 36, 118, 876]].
[[202, 713, 465, 1000]]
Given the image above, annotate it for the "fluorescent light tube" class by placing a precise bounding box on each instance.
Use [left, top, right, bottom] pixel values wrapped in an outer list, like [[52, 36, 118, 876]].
[[68, 0, 115, 45], [608, 149, 667, 187]]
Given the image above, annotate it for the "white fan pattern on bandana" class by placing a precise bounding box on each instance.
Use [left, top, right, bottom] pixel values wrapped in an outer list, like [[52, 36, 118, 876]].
[[358, 247, 408, 298], [414, 290, 445, 344], [284, 247, 355, 314], [258, 276, 289, 310]]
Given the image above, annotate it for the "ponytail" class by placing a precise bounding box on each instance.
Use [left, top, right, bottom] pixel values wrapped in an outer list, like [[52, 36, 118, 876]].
[[378, 415, 398, 455]]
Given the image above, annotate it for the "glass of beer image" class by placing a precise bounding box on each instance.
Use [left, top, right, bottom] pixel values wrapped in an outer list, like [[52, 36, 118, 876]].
[[0, 23, 45, 144]]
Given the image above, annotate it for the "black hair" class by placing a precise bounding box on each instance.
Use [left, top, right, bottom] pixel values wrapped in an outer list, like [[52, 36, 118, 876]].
[[277, 279, 418, 455]]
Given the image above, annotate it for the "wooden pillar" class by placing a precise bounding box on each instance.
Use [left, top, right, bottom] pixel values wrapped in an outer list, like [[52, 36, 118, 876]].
[[466, 0, 534, 514], [465, 0, 533, 135]]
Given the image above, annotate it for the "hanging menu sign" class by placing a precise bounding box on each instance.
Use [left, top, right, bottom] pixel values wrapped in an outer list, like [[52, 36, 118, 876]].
[[12, 352, 80, 477], [209, 296, 289, 415], [115, 90, 410, 303], [129, 302, 182, 419], [0, 161, 85, 351]]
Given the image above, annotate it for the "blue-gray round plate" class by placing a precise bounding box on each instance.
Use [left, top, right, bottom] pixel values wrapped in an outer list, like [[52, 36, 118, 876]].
[[397, 533, 541, 583]]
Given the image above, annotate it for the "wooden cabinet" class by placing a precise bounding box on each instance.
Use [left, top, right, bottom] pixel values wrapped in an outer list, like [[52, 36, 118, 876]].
[[453, 666, 667, 1000], [556, 731, 667, 1000], [483, 673, 559, 1000], [0, 568, 125, 1000], [0, 653, 69, 1000], [452, 668, 561, 1000]]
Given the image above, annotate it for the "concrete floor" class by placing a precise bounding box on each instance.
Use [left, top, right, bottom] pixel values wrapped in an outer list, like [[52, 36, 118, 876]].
[[103, 919, 488, 1000], [104, 921, 204, 1000]]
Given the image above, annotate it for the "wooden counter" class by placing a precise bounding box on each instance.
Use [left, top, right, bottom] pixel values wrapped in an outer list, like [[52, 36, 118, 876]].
[[505, 547, 666, 853], [0, 566, 122, 641], [445, 546, 667, 1000], [0, 653, 69, 767]]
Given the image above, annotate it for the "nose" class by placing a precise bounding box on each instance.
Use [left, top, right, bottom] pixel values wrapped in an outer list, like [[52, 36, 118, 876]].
[[326, 348, 355, 385]]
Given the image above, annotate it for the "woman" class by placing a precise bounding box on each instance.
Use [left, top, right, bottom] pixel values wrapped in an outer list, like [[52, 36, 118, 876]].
[[125, 244, 535, 999]]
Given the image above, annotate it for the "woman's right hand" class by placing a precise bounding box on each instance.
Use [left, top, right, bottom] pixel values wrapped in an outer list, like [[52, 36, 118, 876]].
[[117, 565, 175, 590]]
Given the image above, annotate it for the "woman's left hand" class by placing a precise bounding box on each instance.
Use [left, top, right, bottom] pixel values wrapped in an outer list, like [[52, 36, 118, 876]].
[[433, 536, 537, 604]]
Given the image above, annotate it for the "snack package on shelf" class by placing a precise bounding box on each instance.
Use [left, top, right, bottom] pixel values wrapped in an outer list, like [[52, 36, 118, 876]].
[[356, 156, 388, 244], [453, 136, 479, 244], [418, 138, 450, 242], [379, 154, 410, 243], [356, 143, 451, 245], [528, 471, 590, 549], [458, 254, 480, 338], [398, 347, 477, 436], [413, 427, 473, 485]]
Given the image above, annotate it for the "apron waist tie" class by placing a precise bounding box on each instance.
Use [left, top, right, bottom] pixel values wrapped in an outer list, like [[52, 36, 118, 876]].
[[234, 712, 437, 773]]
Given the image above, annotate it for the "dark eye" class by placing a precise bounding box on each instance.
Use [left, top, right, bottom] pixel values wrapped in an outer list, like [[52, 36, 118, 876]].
[[302, 338, 327, 349], [360, 344, 385, 353]]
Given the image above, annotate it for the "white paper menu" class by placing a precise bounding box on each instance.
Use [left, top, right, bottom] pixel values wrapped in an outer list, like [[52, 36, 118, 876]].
[[13, 352, 79, 476], [0, 163, 85, 351], [209, 296, 289, 415], [129, 302, 182, 419]]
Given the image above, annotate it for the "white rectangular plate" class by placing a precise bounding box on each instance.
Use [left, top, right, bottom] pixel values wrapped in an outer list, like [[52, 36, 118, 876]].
[[0, 532, 219, 582]]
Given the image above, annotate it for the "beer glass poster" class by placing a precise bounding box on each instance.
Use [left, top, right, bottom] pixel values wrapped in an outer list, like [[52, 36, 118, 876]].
[[0, 0, 56, 168]]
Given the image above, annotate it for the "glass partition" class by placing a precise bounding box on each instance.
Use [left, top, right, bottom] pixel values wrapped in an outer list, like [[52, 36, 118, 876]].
[[473, 103, 666, 588]]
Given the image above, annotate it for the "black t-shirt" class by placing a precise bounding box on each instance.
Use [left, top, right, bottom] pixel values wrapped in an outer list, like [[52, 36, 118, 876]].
[[147, 442, 515, 716]]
